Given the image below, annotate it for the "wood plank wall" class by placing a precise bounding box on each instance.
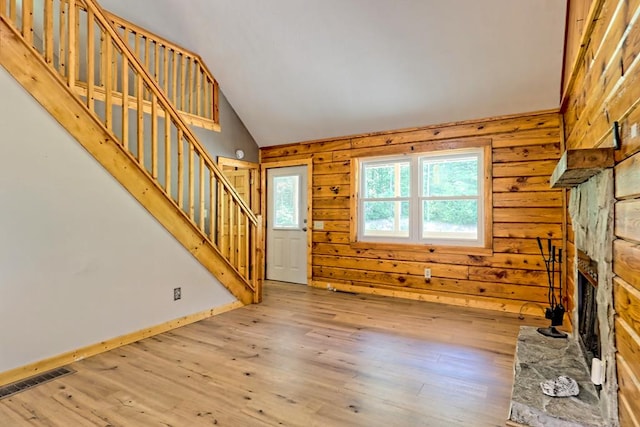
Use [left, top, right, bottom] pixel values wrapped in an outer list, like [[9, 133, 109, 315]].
[[562, 0, 595, 95], [260, 111, 563, 315], [562, 1, 640, 425]]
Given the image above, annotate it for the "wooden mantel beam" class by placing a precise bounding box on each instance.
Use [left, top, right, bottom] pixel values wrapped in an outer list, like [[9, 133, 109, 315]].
[[550, 148, 615, 188]]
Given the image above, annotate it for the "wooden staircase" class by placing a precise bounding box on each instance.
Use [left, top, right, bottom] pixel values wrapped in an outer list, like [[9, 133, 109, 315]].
[[0, 0, 263, 304]]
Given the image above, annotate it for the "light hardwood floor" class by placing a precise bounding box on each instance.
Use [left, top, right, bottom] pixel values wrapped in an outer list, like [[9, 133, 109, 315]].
[[0, 281, 548, 426]]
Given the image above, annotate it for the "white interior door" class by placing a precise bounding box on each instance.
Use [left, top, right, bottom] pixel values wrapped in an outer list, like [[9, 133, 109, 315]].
[[266, 165, 308, 284]]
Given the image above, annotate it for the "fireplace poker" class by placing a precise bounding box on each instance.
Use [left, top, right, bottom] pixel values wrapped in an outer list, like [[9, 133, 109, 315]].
[[536, 237, 568, 339], [558, 247, 563, 304], [537, 237, 554, 310]]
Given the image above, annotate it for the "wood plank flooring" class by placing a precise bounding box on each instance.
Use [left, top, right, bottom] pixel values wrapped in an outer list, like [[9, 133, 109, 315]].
[[0, 281, 548, 426]]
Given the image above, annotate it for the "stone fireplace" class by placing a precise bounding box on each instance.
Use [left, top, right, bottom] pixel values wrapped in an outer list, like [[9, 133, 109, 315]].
[[568, 169, 618, 425], [508, 167, 619, 427]]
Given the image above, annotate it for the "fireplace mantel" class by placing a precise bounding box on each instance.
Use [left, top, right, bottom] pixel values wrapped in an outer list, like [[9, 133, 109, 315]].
[[550, 148, 615, 188]]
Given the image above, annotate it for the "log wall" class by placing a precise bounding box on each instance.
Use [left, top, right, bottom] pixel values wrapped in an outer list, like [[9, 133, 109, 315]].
[[261, 111, 563, 315], [562, 0, 640, 425]]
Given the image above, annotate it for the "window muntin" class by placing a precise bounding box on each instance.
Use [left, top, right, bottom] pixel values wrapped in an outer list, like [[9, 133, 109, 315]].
[[358, 148, 484, 246]]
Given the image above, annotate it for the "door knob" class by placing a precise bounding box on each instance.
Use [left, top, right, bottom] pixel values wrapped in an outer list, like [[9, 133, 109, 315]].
[[302, 227, 308, 232]]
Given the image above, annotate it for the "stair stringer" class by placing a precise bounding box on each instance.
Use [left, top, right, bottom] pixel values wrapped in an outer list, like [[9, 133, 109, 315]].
[[0, 16, 255, 305]]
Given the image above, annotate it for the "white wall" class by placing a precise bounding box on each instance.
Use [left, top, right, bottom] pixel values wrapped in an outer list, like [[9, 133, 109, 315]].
[[0, 67, 236, 373], [192, 91, 260, 163]]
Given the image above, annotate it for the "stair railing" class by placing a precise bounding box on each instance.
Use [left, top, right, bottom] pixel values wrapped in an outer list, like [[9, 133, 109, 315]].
[[1, 0, 262, 299], [106, 12, 220, 131]]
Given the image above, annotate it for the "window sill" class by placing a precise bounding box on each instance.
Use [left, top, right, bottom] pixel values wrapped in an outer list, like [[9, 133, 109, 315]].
[[349, 240, 493, 256]]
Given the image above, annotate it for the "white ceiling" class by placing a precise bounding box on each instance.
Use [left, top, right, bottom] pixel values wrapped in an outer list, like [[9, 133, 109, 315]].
[[99, 0, 567, 147]]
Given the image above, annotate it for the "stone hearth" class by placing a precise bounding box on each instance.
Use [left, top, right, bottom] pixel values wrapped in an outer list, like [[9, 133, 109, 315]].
[[509, 327, 604, 427]]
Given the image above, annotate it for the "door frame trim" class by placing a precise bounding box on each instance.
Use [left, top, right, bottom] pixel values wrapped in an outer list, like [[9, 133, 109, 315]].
[[218, 156, 260, 214], [261, 158, 313, 285]]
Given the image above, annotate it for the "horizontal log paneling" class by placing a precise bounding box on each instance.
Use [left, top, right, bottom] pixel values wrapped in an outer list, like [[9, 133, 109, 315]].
[[312, 242, 546, 270], [313, 197, 350, 209], [312, 266, 549, 304], [618, 382, 640, 427], [564, 1, 640, 150], [616, 318, 640, 385], [492, 143, 561, 163], [562, 0, 593, 96], [312, 209, 350, 221], [616, 356, 640, 427], [493, 192, 563, 208], [261, 140, 351, 159], [267, 152, 335, 164], [313, 255, 470, 280], [564, 0, 636, 143], [614, 277, 640, 338], [335, 138, 493, 162], [313, 185, 350, 198], [584, 9, 640, 149], [312, 232, 350, 244], [493, 208, 563, 224], [493, 176, 553, 193], [563, 0, 631, 133], [262, 111, 563, 314], [313, 173, 350, 186], [468, 267, 548, 286], [616, 199, 640, 243], [614, 239, 640, 289], [493, 238, 562, 255], [314, 162, 351, 175], [615, 153, 640, 199], [491, 128, 561, 148], [309, 153, 334, 164], [616, 103, 640, 161], [313, 221, 350, 232], [493, 223, 562, 239], [348, 112, 559, 149], [492, 160, 558, 178]]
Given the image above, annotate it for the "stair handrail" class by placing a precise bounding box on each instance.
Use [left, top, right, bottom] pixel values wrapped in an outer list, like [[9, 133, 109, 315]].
[[83, 0, 256, 224], [1, 0, 261, 296], [105, 11, 220, 128]]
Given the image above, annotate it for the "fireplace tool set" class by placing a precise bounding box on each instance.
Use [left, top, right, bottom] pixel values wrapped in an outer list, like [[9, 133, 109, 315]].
[[536, 237, 568, 339]]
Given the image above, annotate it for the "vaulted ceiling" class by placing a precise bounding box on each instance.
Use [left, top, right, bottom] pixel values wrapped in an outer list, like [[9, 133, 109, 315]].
[[99, 0, 567, 147]]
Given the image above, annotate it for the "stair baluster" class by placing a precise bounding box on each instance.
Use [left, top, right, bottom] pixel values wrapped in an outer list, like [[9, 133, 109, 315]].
[[0, 0, 263, 304]]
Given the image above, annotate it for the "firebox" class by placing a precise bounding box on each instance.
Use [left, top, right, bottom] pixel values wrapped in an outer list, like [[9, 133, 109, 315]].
[[577, 249, 600, 367]]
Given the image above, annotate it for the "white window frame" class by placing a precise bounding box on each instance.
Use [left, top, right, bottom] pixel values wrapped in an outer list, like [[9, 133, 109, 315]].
[[357, 147, 485, 247], [358, 157, 411, 239]]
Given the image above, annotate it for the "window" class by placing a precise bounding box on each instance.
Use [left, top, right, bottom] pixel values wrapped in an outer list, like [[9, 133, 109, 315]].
[[273, 175, 299, 228], [356, 146, 487, 247]]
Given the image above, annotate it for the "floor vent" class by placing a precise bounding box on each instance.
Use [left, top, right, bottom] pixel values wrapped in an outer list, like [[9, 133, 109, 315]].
[[0, 367, 76, 400]]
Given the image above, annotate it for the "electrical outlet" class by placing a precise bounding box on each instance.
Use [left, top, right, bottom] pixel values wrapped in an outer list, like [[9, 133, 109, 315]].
[[424, 268, 431, 279], [173, 287, 182, 301]]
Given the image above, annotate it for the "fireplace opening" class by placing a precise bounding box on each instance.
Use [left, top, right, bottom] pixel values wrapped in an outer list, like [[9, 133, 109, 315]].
[[577, 250, 601, 367]]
